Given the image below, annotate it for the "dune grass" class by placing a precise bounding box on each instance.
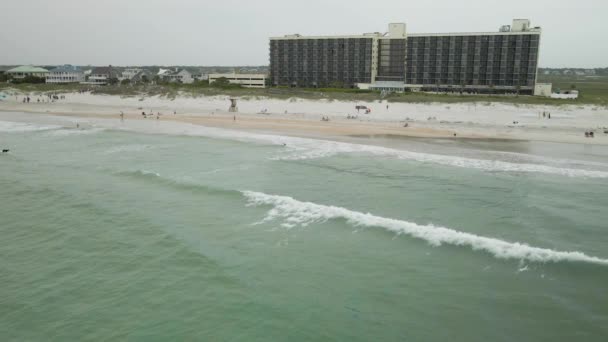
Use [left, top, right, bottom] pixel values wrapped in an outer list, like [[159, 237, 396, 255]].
[[2, 75, 607, 107]]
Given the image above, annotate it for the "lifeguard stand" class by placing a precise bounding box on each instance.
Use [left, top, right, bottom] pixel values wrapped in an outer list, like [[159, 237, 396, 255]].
[[229, 98, 238, 112]]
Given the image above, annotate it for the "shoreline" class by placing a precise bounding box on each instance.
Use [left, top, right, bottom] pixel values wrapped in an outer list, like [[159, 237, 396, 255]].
[[0, 92, 607, 146]]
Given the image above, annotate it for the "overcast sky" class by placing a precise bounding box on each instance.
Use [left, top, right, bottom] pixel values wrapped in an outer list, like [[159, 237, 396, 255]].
[[1, 0, 605, 68]]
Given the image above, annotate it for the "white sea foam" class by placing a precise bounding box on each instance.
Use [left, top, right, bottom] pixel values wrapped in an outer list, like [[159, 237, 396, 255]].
[[46, 116, 608, 178], [272, 138, 608, 178], [243, 191, 608, 266], [0, 120, 61, 133]]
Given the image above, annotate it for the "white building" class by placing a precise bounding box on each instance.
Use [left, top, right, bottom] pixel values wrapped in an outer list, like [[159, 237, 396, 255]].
[[83, 66, 119, 85], [46, 65, 85, 84], [162, 69, 194, 84], [120, 68, 144, 81], [534, 83, 552, 97], [209, 73, 267, 88]]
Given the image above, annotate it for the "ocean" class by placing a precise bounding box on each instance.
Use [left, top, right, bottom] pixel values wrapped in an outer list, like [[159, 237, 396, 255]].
[[1, 112, 608, 341]]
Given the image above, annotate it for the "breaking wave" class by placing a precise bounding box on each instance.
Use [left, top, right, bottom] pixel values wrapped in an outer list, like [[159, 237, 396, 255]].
[[49, 117, 608, 178], [272, 139, 608, 178], [242, 191, 608, 266]]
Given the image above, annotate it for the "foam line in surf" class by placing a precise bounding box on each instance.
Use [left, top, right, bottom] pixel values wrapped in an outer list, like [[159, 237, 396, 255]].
[[273, 140, 608, 178], [242, 191, 608, 266], [33, 116, 608, 178]]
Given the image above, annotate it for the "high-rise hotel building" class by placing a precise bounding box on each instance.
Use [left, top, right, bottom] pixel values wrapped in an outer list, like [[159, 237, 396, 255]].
[[269, 19, 542, 95]]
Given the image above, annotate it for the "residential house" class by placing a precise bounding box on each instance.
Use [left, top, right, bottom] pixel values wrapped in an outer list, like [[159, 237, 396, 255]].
[[46, 65, 85, 84], [162, 69, 194, 84], [120, 68, 144, 81], [85, 66, 119, 85], [192, 73, 208, 81], [6, 65, 49, 79], [131, 70, 153, 83]]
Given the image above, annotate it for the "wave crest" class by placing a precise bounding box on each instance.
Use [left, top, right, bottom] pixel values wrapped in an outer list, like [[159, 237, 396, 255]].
[[243, 191, 608, 266]]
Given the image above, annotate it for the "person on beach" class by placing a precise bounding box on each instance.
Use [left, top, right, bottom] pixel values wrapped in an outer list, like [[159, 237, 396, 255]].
[[120, 111, 124, 121], [548, 113, 551, 119], [233, 115, 236, 121]]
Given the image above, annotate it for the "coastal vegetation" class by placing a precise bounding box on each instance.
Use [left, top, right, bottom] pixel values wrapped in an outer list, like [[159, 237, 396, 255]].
[[2, 75, 608, 106]]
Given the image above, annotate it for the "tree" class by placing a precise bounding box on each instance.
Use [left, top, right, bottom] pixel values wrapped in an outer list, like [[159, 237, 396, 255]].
[[108, 77, 119, 86], [120, 78, 130, 86], [15, 75, 45, 84]]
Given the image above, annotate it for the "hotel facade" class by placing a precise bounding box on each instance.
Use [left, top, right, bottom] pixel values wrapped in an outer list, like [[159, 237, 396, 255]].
[[269, 19, 542, 95]]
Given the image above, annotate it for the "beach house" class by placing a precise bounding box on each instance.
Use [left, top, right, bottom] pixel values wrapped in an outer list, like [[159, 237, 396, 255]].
[[46, 65, 85, 84], [6, 65, 49, 80], [162, 69, 195, 84], [85, 66, 119, 85]]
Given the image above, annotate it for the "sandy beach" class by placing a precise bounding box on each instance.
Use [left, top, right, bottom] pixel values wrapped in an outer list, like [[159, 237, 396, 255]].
[[1, 91, 607, 145]]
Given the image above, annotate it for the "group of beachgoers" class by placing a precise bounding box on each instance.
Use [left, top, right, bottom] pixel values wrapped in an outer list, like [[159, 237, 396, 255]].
[[17, 93, 66, 104], [124, 109, 178, 120], [584, 131, 595, 138], [321, 116, 330, 122]]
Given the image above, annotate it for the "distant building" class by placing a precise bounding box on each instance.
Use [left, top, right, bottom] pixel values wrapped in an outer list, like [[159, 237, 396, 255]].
[[85, 66, 119, 85], [120, 68, 144, 81], [584, 69, 596, 76], [6, 65, 49, 79], [130, 70, 153, 83], [192, 73, 208, 81], [270, 19, 542, 95], [46, 65, 84, 84], [209, 73, 267, 88], [162, 69, 194, 84], [157, 68, 171, 77], [534, 83, 552, 97]]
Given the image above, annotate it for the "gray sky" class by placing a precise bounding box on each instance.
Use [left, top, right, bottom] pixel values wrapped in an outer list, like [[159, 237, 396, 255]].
[[1, 0, 606, 68]]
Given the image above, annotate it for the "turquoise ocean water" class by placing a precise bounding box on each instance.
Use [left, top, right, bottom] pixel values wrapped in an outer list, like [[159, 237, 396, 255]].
[[1, 113, 608, 341]]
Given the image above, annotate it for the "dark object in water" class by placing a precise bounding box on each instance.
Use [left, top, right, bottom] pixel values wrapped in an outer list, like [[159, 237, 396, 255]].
[[2, 149, 9, 153]]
